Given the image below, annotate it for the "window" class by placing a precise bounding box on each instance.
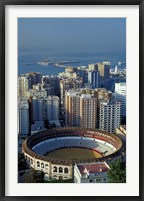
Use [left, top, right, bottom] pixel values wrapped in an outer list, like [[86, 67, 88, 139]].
[[37, 161, 40, 167], [30, 158, 33, 164], [28, 157, 30, 163], [45, 164, 48, 169], [59, 167, 63, 173], [64, 168, 69, 174], [53, 166, 57, 172], [41, 163, 44, 168]]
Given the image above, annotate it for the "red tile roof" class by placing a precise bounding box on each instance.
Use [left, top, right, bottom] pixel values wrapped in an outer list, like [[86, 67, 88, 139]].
[[77, 163, 109, 175]]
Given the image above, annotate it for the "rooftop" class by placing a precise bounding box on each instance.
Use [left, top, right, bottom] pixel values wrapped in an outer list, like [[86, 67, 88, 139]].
[[77, 162, 110, 175]]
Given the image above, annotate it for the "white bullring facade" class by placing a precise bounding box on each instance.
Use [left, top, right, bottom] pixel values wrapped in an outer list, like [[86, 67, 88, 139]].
[[22, 127, 123, 181]]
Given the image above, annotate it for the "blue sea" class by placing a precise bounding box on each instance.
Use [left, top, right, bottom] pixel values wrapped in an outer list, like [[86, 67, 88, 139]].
[[18, 51, 126, 76]]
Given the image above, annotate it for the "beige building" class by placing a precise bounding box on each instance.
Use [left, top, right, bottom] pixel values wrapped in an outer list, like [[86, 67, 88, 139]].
[[97, 62, 110, 80], [25, 89, 47, 98], [60, 78, 83, 107], [18, 76, 31, 97], [65, 91, 97, 128], [88, 63, 98, 71], [59, 67, 77, 79], [80, 94, 97, 128], [18, 73, 42, 98], [116, 125, 126, 136], [65, 91, 81, 127]]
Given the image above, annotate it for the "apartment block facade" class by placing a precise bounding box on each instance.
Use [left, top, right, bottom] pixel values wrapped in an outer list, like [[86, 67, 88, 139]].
[[31, 96, 59, 123], [65, 91, 97, 128], [18, 98, 30, 137], [115, 82, 126, 116], [99, 100, 121, 133]]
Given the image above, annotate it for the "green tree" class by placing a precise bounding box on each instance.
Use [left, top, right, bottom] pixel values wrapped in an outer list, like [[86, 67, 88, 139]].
[[18, 153, 27, 171], [107, 159, 126, 183], [24, 169, 44, 183]]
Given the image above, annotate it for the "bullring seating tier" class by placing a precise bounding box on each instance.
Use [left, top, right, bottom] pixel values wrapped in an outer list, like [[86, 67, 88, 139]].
[[32, 137, 116, 156], [22, 127, 122, 165]]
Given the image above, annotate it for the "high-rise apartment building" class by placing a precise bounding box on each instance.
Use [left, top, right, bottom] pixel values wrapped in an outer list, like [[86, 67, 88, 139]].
[[80, 88, 112, 129], [31, 97, 39, 123], [96, 88, 112, 102], [32, 97, 47, 122], [43, 76, 60, 96], [18, 98, 30, 137], [99, 99, 121, 133], [80, 88, 112, 103], [18, 76, 31, 97], [65, 91, 81, 127], [47, 96, 59, 121], [60, 78, 83, 107], [65, 91, 97, 128], [31, 96, 59, 123], [18, 72, 42, 97], [97, 62, 110, 80], [115, 82, 126, 116], [88, 63, 98, 71], [29, 72, 42, 87], [80, 94, 97, 128], [88, 70, 101, 88], [76, 66, 88, 84]]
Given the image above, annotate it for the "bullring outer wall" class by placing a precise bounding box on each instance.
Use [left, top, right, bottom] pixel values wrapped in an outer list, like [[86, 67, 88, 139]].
[[22, 127, 123, 180]]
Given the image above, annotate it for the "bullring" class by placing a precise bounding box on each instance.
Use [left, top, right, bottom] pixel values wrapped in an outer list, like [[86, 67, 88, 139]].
[[22, 127, 123, 180]]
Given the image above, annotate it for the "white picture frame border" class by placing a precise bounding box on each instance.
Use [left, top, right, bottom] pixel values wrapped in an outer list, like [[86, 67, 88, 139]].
[[5, 5, 139, 197]]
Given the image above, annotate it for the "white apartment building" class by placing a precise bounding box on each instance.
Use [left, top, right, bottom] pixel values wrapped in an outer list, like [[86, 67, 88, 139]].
[[115, 82, 126, 116], [74, 162, 110, 183], [99, 100, 121, 133], [18, 98, 29, 137]]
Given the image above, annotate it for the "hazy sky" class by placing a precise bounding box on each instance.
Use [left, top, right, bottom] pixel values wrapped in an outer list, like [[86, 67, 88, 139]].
[[18, 18, 126, 55]]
